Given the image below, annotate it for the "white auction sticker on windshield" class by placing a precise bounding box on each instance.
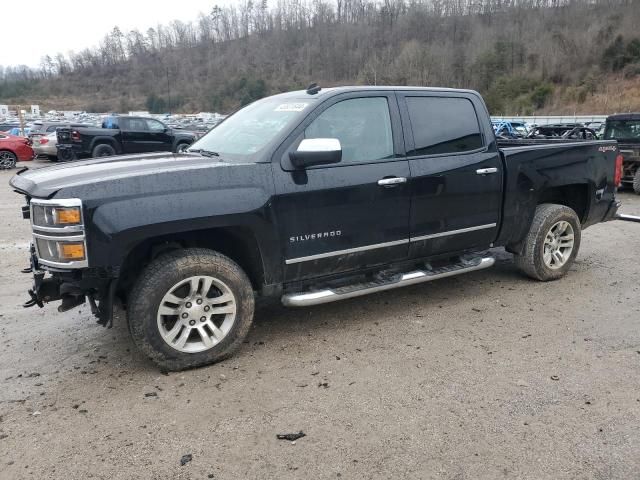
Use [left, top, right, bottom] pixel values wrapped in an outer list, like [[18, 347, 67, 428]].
[[275, 103, 308, 112]]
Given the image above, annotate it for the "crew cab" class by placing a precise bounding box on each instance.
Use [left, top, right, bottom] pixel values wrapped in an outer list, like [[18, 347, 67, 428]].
[[604, 113, 640, 194], [10, 86, 622, 370], [55, 115, 196, 160]]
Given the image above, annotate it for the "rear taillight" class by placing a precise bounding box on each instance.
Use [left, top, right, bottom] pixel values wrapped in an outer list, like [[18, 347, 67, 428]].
[[40, 138, 49, 145], [71, 130, 81, 142], [614, 154, 623, 187]]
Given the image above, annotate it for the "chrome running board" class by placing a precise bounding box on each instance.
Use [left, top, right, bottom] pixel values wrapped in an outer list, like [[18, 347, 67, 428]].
[[281, 256, 495, 307], [616, 213, 640, 223]]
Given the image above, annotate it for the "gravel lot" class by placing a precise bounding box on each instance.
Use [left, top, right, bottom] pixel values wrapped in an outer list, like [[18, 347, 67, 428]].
[[1, 160, 639, 480]]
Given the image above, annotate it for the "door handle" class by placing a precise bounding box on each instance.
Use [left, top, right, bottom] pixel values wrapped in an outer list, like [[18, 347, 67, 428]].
[[476, 167, 498, 175], [378, 177, 407, 187]]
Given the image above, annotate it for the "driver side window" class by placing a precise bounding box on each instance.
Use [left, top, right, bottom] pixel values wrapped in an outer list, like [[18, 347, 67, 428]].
[[304, 97, 393, 164]]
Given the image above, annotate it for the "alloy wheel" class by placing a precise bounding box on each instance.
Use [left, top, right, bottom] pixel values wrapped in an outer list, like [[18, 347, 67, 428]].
[[0, 151, 17, 169], [156, 275, 237, 353], [542, 220, 574, 269]]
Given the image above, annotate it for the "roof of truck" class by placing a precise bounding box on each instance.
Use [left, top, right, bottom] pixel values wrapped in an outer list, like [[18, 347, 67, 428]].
[[277, 85, 481, 99], [606, 113, 640, 121]]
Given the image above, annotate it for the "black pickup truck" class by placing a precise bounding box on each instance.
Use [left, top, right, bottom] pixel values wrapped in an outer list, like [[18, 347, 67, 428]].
[[10, 86, 622, 370], [56, 115, 196, 160]]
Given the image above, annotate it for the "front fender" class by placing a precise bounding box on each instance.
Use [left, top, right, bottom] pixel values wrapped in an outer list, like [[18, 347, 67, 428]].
[[64, 162, 278, 274]]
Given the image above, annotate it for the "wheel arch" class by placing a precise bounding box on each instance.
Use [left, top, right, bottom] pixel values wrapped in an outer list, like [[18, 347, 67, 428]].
[[506, 183, 589, 255], [173, 140, 192, 153], [536, 183, 589, 223], [116, 226, 266, 305], [89, 137, 119, 154]]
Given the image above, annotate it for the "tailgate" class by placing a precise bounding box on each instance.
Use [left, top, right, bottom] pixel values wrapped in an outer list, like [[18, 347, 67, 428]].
[[56, 126, 73, 144]]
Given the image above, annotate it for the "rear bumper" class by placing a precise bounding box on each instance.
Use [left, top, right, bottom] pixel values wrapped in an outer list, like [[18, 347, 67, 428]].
[[15, 144, 35, 161], [32, 144, 57, 157]]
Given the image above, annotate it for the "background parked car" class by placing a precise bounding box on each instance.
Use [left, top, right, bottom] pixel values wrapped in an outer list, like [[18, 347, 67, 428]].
[[604, 113, 640, 193], [492, 120, 529, 138], [0, 132, 34, 169], [6, 127, 31, 137], [527, 124, 597, 139], [32, 131, 59, 160], [0, 123, 20, 133], [28, 121, 91, 144]]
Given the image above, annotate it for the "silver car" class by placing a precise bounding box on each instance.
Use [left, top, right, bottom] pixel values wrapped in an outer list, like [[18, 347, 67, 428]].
[[32, 131, 59, 159]]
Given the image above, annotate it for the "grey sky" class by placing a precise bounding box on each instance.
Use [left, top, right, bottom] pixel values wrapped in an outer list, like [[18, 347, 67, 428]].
[[2, 0, 237, 68]]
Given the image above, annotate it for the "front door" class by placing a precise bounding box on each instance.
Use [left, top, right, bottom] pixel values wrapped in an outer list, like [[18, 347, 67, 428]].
[[397, 92, 503, 258], [272, 92, 411, 282], [144, 118, 173, 152], [120, 117, 149, 154]]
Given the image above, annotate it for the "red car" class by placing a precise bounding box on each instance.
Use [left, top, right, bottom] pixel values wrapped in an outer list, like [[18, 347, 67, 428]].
[[0, 133, 34, 169]]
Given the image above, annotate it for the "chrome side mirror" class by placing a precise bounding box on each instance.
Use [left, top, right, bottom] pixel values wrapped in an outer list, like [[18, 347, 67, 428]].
[[289, 138, 342, 168]]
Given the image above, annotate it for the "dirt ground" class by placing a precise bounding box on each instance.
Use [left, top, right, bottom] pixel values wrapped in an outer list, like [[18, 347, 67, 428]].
[[1, 160, 639, 480]]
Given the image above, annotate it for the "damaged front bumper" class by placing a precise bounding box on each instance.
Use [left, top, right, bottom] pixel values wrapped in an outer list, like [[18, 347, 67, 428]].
[[23, 244, 117, 327]]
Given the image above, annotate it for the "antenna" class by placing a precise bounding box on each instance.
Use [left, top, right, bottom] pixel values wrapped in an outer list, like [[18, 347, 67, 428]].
[[306, 83, 321, 95]]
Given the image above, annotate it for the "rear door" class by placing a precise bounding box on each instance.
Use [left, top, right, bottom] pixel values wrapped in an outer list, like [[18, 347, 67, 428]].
[[272, 92, 411, 282], [397, 92, 503, 258]]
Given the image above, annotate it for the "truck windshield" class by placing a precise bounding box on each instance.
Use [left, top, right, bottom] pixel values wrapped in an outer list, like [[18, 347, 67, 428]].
[[188, 96, 312, 161], [604, 120, 640, 141]]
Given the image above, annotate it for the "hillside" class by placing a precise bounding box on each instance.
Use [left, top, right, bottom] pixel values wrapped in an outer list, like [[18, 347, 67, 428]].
[[1, 0, 639, 115]]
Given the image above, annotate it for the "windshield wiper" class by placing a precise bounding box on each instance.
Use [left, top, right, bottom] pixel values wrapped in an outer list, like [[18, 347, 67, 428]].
[[188, 148, 220, 158]]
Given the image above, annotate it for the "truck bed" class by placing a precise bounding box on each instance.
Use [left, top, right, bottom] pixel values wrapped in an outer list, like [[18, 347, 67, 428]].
[[496, 139, 619, 250]]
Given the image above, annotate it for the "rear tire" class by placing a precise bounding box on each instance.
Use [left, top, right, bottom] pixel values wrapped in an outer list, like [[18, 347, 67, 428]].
[[0, 150, 17, 169], [514, 203, 581, 281], [92, 143, 116, 158], [127, 248, 255, 371], [58, 148, 75, 162], [633, 168, 640, 195]]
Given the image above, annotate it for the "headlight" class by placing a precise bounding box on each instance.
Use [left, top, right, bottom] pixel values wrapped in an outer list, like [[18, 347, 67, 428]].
[[30, 198, 88, 268], [32, 201, 83, 228]]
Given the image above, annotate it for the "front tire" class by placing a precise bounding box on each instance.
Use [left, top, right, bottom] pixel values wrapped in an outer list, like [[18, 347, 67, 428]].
[[514, 204, 581, 281], [127, 248, 254, 370], [0, 150, 17, 169], [175, 142, 190, 153]]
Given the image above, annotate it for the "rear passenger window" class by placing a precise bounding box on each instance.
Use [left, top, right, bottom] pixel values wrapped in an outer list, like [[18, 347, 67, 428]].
[[405, 97, 483, 156], [122, 118, 148, 131], [305, 97, 394, 164]]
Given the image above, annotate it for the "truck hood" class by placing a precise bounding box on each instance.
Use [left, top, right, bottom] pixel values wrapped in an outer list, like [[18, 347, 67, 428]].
[[10, 152, 258, 199]]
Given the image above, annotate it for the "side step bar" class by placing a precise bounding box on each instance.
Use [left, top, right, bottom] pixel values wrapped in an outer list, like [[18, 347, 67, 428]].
[[282, 256, 495, 307], [616, 213, 640, 223]]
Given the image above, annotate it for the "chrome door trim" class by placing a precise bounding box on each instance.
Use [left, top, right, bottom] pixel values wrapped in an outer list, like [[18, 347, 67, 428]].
[[411, 223, 497, 242], [285, 223, 497, 265], [285, 238, 410, 265]]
